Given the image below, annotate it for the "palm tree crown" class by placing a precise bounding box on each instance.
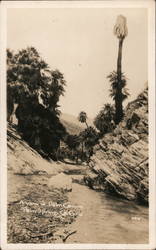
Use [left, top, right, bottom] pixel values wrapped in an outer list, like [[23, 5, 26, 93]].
[[114, 15, 128, 39], [78, 111, 88, 128]]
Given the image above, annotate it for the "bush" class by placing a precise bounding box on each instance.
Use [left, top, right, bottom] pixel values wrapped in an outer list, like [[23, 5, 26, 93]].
[[94, 104, 115, 136]]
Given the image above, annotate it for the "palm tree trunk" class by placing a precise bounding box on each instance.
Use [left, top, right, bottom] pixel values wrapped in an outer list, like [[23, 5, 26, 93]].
[[81, 141, 84, 162], [85, 121, 89, 128], [117, 38, 123, 77], [115, 38, 124, 124]]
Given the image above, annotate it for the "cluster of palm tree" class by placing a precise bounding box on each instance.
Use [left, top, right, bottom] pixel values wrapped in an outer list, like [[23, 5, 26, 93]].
[[7, 47, 67, 160], [58, 112, 99, 164], [94, 104, 115, 136]]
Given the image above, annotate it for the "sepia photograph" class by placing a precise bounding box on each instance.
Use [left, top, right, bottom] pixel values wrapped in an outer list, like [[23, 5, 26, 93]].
[[0, 0, 155, 249]]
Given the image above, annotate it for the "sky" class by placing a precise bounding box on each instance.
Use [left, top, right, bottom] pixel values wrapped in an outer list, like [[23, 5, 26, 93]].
[[7, 7, 148, 118]]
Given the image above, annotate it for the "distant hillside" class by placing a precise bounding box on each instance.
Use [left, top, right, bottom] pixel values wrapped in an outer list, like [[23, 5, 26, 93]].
[[60, 113, 93, 135], [10, 110, 93, 135]]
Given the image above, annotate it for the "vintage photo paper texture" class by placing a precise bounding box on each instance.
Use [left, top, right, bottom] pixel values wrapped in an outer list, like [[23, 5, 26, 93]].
[[0, 0, 155, 249]]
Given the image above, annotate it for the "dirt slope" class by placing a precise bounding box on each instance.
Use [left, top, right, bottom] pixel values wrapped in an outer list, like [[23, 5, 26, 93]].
[[7, 125, 84, 243]]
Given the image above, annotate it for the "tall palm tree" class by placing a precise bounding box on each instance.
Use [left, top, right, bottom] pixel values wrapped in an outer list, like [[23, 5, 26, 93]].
[[78, 111, 88, 128], [78, 111, 88, 160], [112, 15, 128, 124]]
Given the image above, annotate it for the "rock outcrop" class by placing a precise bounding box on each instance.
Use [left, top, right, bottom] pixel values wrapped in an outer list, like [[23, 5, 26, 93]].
[[85, 88, 148, 204]]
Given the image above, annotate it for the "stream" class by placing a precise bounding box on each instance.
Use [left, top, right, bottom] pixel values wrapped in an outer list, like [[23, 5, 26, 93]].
[[8, 162, 149, 244], [66, 179, 149, 244]]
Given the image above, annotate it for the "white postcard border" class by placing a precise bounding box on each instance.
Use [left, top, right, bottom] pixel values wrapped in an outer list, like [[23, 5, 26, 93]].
[[0, 1, 155, 249]]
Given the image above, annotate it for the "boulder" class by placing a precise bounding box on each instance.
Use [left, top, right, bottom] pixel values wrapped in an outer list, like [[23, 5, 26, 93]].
[[84, 172, 100, 190], [48, 173, 72, 192]]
